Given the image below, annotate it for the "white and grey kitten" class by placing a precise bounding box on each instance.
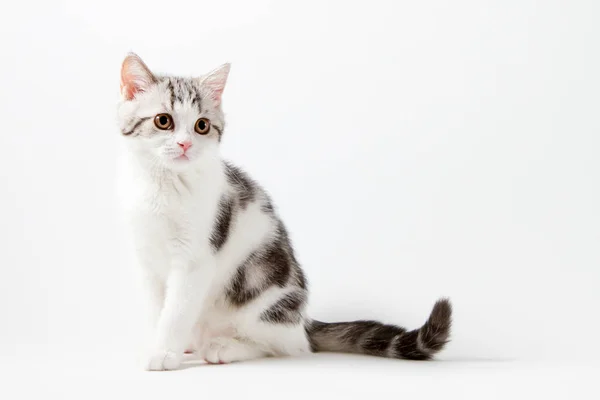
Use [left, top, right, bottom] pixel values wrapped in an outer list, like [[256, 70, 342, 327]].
[[117, 53, 452, 371]]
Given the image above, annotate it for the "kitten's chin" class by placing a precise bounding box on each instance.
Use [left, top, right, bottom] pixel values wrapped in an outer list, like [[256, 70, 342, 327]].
[[163, 153, 198, 171], [174, 154, 189, 161]]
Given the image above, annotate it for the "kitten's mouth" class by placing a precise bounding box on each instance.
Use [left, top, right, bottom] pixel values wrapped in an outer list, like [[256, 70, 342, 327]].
[[175, 154, 189, 161]]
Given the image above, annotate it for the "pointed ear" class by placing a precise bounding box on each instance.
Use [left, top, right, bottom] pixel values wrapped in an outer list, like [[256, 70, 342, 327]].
[[120, 53, 157, 101], [200, 63, 230, 107]]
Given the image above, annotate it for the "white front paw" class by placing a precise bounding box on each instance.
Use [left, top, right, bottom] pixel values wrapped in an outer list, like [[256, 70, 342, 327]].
[[145, 350, 182, 371]]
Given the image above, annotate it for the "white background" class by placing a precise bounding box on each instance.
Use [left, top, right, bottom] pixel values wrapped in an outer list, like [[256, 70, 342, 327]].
[[0, 0, 598, 398]]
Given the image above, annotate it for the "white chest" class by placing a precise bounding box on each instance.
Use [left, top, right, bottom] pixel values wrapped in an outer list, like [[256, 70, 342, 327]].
[[121, 165, 224, 276]]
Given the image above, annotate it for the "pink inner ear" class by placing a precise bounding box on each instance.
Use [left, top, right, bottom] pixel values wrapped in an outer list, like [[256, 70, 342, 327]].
[[203, 63, 230, 106], [120, 54, 155, 101], [120, 79, 138, 101], [120, 64, 143, 101], [121, 58, 138, 100], [210, 87, 225, 104]]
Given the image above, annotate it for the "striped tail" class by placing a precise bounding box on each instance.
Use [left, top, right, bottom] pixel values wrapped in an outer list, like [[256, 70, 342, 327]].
[[305, 298, 452, 360]]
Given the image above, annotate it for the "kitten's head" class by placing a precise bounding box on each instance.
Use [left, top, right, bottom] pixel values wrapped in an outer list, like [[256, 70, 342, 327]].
[[117, 53, 229, 171]]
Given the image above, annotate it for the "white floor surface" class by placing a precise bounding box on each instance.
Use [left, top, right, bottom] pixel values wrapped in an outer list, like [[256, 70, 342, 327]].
[[3, 353, 598, 400]]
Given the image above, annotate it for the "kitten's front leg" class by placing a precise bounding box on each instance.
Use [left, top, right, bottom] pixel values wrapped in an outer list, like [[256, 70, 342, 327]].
[[139, 269, 165, 336], [132, 253, 167, 363], [146, 258, 215, 371]]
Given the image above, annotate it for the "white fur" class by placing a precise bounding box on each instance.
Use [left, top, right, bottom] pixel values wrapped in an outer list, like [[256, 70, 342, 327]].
[[117, 56, 310, 370], [120, 157, 311, 370]]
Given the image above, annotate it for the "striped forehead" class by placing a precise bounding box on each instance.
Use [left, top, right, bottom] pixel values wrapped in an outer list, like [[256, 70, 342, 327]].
[[163, 77, 203, 113]]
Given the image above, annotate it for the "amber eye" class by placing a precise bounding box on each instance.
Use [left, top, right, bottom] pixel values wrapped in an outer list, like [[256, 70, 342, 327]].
[[154, 113, 173, 130], [195, 118, 211, 135]]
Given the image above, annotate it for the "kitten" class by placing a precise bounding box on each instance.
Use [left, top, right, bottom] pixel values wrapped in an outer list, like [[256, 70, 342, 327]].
[[117, 53, 452, 371]]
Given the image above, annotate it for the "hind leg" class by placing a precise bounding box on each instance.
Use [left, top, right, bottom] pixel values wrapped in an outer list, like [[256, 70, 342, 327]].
[[201, 337, 266, 364], [248, 322, 312, 357]]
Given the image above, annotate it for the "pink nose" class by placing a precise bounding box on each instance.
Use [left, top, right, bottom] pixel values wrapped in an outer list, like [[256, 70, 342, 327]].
[[177, 141, 192, 152]]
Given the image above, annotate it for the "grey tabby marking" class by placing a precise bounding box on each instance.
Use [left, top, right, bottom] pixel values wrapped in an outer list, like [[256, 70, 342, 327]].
[[363, 324, 401, 354], [226, 237, 293, 306], [226, 265, 261, 306], [209, 195, 235, 252], [225, 219, 305, 308], [212, 125, 222, 140], [163, 77, 203, 114], [122, 117, 150, 136], [166, 80, 175, 110], [260, 290, 306, 324], [305, 299, 452, 360], [225, 162, 256, 209], [260, 199, 274, 214]]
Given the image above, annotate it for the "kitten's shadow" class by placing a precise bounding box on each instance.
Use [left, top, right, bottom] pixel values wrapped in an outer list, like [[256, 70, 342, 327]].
[[178, 354, 277, 370], [177, 353, 515, 370]]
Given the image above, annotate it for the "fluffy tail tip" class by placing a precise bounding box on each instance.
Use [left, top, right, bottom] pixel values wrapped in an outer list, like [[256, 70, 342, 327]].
[[420, 297, 453, 354]]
